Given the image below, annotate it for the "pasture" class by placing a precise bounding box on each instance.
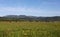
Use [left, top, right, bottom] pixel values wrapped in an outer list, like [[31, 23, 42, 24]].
[[0, 21, 60, 37]]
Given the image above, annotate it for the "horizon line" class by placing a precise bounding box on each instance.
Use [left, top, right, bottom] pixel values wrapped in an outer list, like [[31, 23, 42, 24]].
[[0, 14, 60, 17]]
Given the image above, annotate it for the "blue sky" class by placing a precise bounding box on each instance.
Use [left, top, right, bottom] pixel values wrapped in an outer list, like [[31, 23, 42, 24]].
[[0, 0, 60, 16]]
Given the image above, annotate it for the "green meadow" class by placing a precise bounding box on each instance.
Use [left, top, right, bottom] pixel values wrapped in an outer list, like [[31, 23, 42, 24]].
[[0, 21, 60, 37]]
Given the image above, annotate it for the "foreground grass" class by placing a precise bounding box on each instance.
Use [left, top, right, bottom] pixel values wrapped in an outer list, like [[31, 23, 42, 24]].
[[0, 21, 60, 37]]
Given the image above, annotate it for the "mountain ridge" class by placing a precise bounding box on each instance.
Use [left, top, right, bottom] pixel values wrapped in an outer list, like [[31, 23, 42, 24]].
[[0, 15, 60, 22]]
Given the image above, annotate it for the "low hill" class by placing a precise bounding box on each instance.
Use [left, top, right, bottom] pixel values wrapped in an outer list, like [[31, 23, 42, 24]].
[[0, 15, 60, 22]]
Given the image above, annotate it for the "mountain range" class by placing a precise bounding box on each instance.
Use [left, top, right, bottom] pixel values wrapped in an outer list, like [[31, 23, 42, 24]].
[[0, 15, 60, 22]]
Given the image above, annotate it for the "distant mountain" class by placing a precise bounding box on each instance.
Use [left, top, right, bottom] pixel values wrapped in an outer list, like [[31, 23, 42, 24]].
[[4, 15, 18, 18], [0, 15, 60, 22]]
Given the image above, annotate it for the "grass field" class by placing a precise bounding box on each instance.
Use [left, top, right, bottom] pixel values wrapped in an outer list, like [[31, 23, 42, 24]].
[[0, 21, 60, 37]]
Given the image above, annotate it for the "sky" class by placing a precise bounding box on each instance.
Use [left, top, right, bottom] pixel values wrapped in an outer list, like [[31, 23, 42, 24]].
[[0, 0, 60, 16]]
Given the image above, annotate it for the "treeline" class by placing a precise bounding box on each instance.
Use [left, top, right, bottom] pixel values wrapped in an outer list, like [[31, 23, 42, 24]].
[[0, 15, 60, 22]]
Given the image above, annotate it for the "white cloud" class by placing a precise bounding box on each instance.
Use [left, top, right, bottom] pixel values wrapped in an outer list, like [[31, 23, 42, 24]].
[[0, 7, 41, 13], [0, 7, 60, 16]]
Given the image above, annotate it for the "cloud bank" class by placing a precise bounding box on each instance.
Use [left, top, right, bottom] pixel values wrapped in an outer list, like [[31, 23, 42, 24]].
[[0, 7, 41, 13], [0, 7, 60, 16]]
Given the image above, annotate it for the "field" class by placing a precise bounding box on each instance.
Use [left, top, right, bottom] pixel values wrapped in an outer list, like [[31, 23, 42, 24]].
[[0, 21, 60, 37]]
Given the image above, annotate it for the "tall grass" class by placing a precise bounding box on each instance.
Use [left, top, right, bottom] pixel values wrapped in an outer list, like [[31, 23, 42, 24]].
[[0, 21, 60, 37]]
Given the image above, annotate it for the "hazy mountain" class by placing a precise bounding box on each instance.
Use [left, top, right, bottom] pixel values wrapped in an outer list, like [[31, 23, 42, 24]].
[[0, 15, 60, 21]]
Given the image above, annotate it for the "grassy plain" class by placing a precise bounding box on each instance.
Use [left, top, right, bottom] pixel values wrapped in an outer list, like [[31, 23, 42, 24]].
[[0, 21, 60, 37]]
